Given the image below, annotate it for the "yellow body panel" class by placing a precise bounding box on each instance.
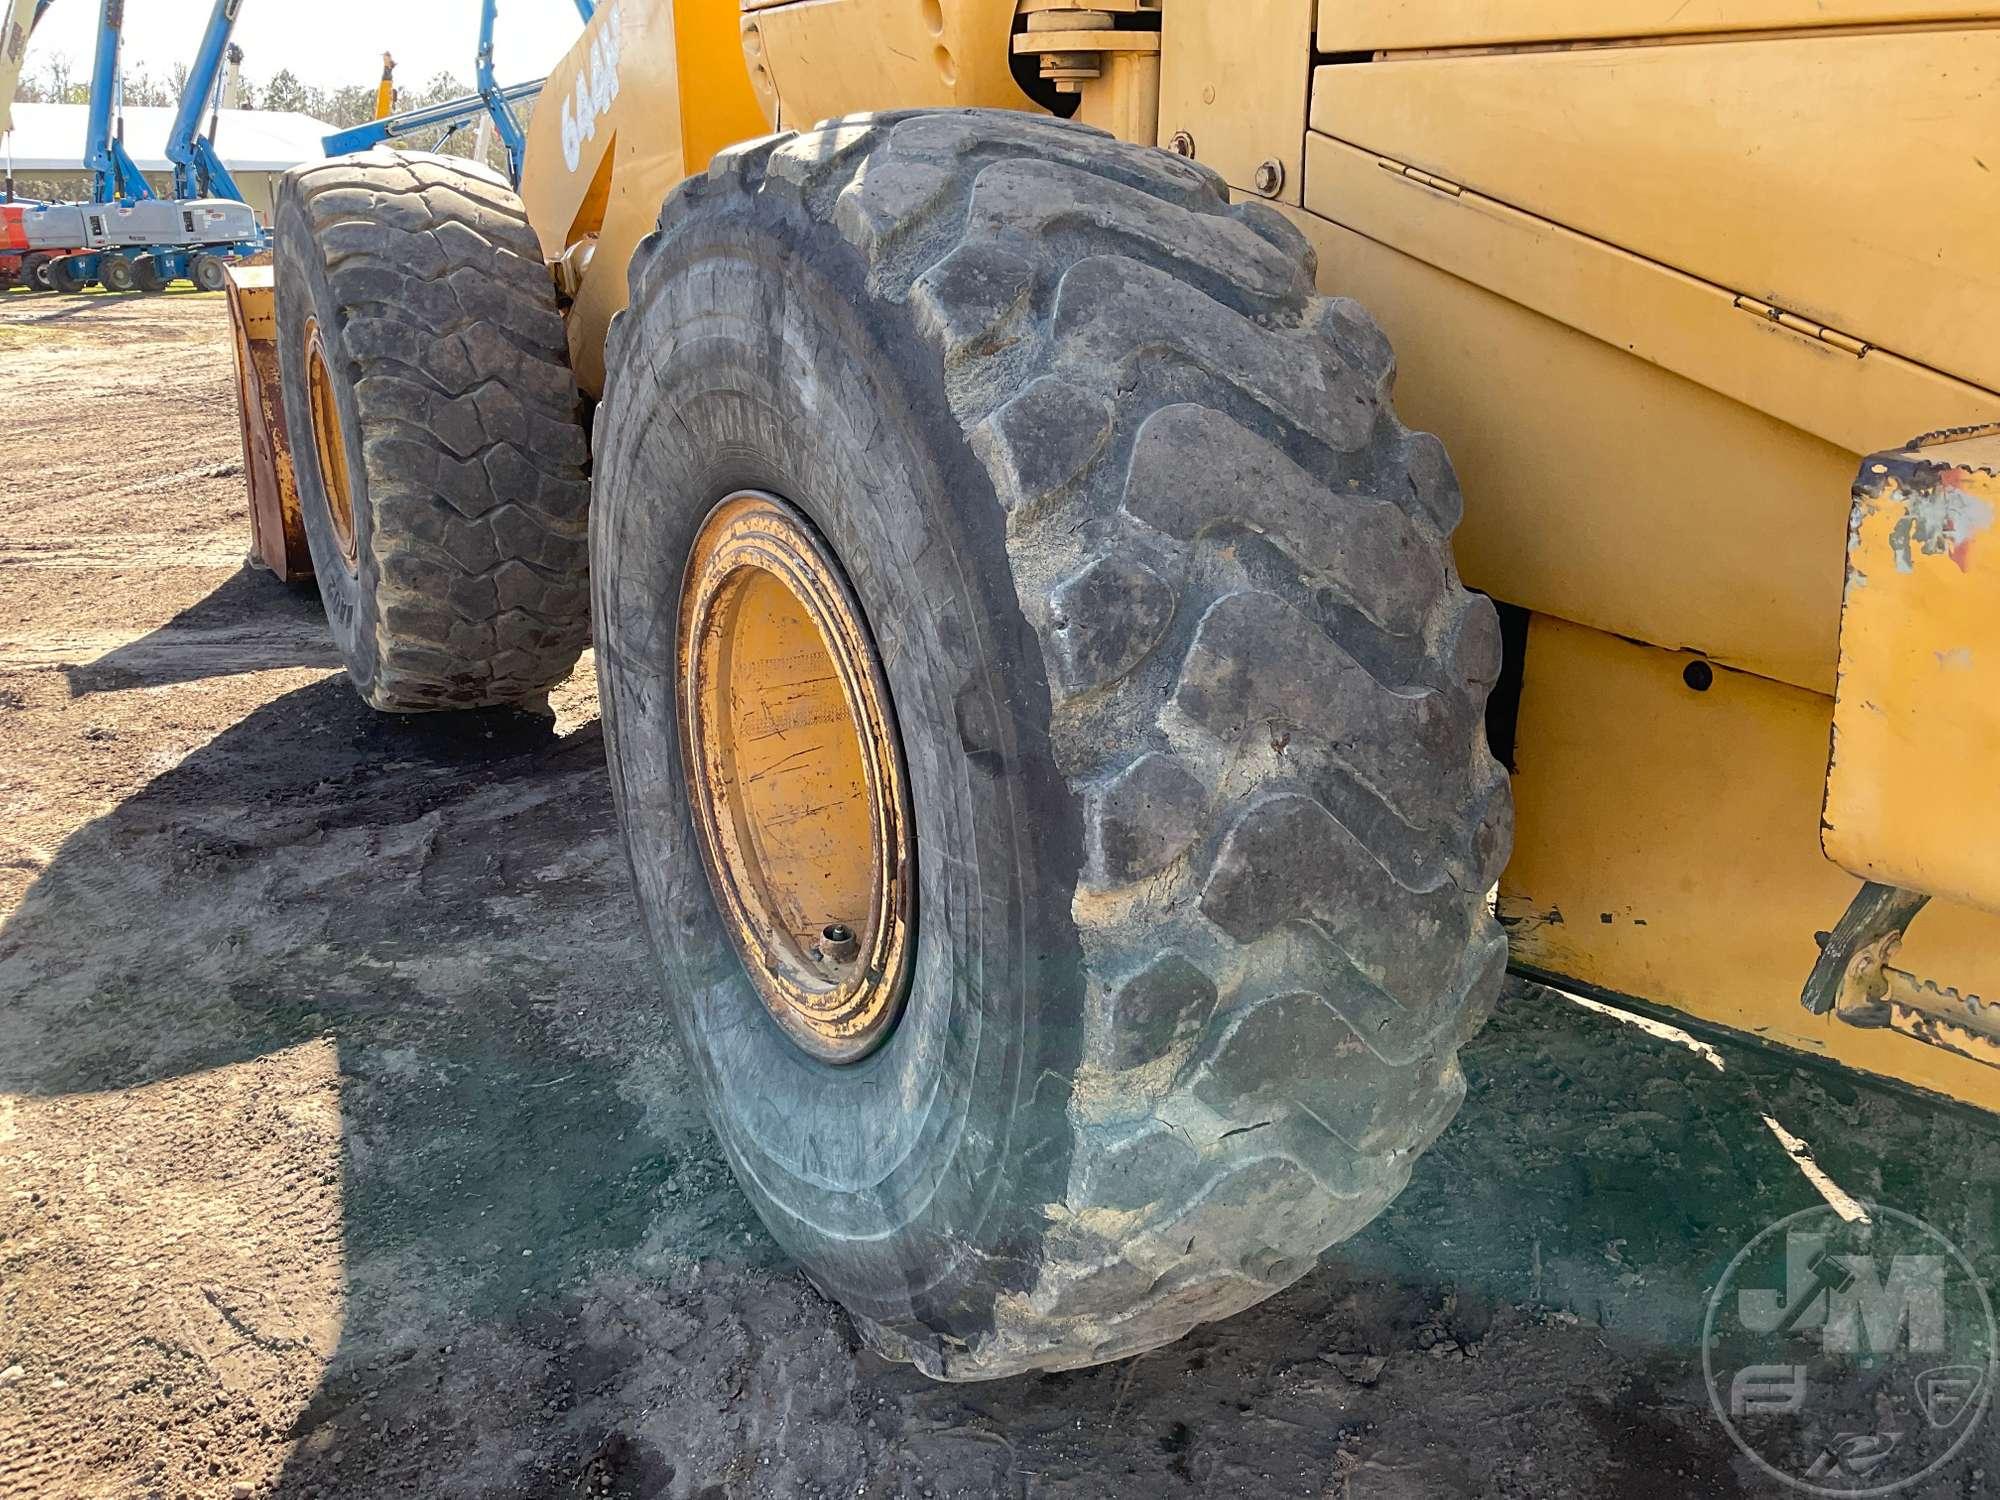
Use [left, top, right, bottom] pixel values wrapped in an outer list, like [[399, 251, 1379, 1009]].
[[1309, 33, 2000, 395], [1320, 2, 2000, 56], [1504, 615, 2000, 1110], [1298, 134, 1997, 466], [1825, 430, 2000, 911], [742, 0, 1036, 131], [1156, 0, 1312, 204], [518, 0, 768, 395], [1277, 25, 2000, 1103], [1284, 197, 1962, 695]]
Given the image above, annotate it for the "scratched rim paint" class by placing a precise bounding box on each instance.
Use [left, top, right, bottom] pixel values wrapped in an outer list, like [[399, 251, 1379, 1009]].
[[300, 317, 359, 570], [676, 490, 915, 1064]]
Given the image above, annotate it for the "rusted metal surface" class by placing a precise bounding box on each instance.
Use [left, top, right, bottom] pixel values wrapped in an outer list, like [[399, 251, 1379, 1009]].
[[676, 491, 914, 1064], [1798, 877, 2000, 1070], [1847, 956, 2000, 1072], [1823, 426, 2000, 913], [1799, 879, 1929, 1017], [223, 264, 312, 585], [1879, 971, 2000, 1068]]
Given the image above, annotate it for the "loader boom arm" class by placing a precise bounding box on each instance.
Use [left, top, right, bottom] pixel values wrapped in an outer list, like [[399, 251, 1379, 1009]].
[[1, 0, 56, 142]]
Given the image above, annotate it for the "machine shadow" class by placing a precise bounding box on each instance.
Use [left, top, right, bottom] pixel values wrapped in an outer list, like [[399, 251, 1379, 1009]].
[[64, 566, 339, 696], [0, 671, 762, 1493], [3, 670, 1999, 1494]]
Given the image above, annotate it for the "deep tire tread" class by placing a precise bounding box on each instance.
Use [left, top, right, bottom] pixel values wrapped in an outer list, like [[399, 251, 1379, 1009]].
[[617, 111, 1510, 1379], [275, 148, 588, 710]]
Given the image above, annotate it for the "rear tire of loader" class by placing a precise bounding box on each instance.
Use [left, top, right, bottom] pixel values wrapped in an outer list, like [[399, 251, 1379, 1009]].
[[593, 110, 1513, 1379], [271, 148, 591, 711]]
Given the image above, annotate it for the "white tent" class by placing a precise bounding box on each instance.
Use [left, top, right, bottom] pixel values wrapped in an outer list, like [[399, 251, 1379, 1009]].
[[1, 102, 333, 173]]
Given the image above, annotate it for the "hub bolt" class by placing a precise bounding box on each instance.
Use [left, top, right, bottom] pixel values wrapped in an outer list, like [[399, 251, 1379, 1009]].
[[821, 923, 860, 963]]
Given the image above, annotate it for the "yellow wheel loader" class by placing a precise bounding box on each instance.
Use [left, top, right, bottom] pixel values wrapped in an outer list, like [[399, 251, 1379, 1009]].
[[222, 1, 2000, 1379]]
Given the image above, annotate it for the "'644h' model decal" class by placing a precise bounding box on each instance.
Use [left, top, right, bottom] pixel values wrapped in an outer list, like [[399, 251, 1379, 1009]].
[[560, 4, 624, 175]]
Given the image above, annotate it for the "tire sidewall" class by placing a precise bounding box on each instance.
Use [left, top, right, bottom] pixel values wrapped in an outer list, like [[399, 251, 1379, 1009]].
[[593, 203, 1085, 1330], [274, 190, 384, 700]]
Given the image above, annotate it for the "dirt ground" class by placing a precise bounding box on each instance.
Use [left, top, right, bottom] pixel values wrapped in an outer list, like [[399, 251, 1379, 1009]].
[[2, 289, 1998, 1500]]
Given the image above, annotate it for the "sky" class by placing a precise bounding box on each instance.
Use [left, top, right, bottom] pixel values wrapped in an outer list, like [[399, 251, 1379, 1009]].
[[22, 1, 589, 95]]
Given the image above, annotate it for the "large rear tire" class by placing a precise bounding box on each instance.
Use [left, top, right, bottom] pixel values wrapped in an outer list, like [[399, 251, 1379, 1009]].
[[594, 110, 1512, 1379], [272, 148, 591, 711]]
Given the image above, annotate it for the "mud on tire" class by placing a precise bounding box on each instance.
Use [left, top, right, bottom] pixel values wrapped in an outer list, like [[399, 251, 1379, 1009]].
[[272, 148, 591, 711], [594, 110, 1513, 1379]]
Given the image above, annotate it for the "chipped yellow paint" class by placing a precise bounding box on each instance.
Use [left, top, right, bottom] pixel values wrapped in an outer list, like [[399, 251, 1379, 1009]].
[[1503, 614, 2000, 1109], [677, 492, 914, 1063], [1824, 430, 2000, 913]]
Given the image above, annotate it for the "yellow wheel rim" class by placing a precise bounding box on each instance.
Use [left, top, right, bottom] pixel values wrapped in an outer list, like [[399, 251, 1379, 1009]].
[[678, 492, 915, 1063], [302, 317, 359, 569]]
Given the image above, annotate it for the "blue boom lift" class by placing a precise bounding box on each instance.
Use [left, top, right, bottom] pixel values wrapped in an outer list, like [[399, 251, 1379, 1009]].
[[42, 0, 262, 294], [164, 0, 245, 203]]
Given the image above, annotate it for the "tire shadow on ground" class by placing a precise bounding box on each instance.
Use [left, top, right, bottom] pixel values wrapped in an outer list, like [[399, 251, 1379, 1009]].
[[0, 675, 763, 1496], [62, 568, 341, 696]]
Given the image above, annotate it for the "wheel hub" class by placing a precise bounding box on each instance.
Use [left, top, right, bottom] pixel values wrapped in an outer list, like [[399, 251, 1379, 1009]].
[[678, 492, 915, 1063], [301, 318, 358, 568]]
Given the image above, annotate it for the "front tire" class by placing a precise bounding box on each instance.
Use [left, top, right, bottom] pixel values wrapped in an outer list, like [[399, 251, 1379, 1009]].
[[272, 149, 591, 711], [99, 254, 137, 293], [190, 252, 227, 292], [594, 111, 1512, 1379]]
